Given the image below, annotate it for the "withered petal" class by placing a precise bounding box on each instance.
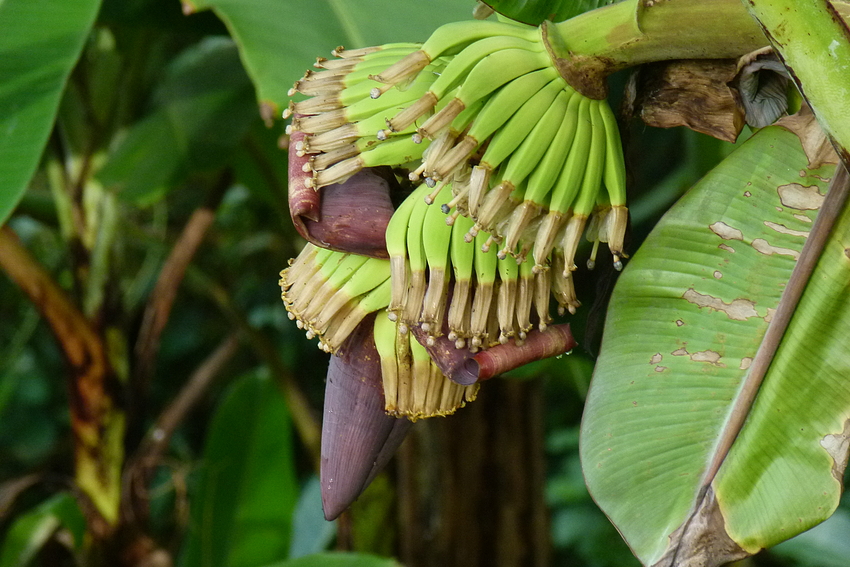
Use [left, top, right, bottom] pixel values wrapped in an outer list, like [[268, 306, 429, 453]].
[[303, 170, 395, 258]]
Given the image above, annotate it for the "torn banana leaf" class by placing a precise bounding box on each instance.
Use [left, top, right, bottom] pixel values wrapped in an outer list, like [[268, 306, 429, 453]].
[[581, 113, 850, 566]]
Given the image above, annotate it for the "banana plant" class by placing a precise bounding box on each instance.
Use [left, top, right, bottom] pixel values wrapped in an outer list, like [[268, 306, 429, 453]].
[[269, 0, 850, 562], [3, 0, 850, 564]]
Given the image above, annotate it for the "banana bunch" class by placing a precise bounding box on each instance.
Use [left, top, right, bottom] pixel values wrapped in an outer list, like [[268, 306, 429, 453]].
[[281, 243, 477, 418], [284, 17, 631, 410], [374, 309, 479, 419], [279, 244, 391, 354], [385, 181, 568, 349], [286, 17, 629, 318]]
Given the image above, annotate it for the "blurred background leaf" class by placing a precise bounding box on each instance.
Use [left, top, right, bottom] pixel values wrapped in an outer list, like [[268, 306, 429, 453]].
[[182, 0, 476, 113], [0, 493, 85, 567], [179, 370, 298, 567], [96, 36, 257, 205], [0, 0, 101, 225]]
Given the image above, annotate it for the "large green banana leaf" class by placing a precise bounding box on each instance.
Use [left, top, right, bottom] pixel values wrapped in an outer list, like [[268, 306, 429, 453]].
[[0, 0, 100, 225], [182, 0, 471, 115], [581, 118, 850, 565]]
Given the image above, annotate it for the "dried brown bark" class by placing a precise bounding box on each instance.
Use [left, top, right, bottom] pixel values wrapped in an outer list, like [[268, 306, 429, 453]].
[[0, 226, 122, 537]]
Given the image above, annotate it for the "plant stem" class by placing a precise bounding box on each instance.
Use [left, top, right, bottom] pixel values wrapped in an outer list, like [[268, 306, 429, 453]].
[[0, 227, 124, 533], [548, 0, 768, 97], [743, 0, 850, 164]]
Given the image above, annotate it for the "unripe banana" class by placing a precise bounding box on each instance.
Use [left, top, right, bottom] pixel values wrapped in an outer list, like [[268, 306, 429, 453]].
[[373, 309, 399, 413], [533, 261, 553, 331], [331, 42, 422, 60], [401, 186, 431, 328], [516, 256, 535, 339], [292, 47, 419, 97], [431, 68, 557, 195], [470, 231, 497, 350], [386, 184, 431, 319], [571, 101, 606, 219], [597, 99, 628, 267], [496, 252, 519, 343], [313, 257, 391, 331], [321, 277, 393, 352], [409, 334, 432, 416], [301, 253, 370, 323], [541, 96, 594, 216], [530, 96, 594, 269], [312, 134, 427, 188], [370, 20, 539, 89], [417, 48, 551, 147], [423, 35, 543, 103], [489, 88, 572, 257], [420, 184, 454, 337], [523, 91, 582, 207], [394, 318, 413, 413], [463, 78, 565, 209], [448, 212, 476, 345]]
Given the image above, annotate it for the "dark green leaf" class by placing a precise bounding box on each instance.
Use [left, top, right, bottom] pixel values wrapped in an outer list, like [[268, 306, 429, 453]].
[[184, 0, 472, 114], [96, 36, 257, 204], [180, 370, 298, 567], [0, 0, 101, 225], [0, 492, 86, 567], [483, 0, 612, 26], [288, 476, 336, 559]]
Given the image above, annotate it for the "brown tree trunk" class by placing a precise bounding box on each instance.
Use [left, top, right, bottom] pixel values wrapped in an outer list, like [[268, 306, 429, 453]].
[[396, 378, 551, 567]]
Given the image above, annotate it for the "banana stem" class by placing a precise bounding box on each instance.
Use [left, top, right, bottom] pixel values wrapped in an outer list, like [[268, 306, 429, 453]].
[[548, 0, 768, 98], [743, 0, 850, 165]]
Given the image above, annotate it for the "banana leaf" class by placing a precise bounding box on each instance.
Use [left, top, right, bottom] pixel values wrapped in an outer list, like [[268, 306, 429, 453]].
[[581, 115, 850, 566], [0, 0, 100, 225], [182, 0, 471, 116], [482, 0, 611, 25]]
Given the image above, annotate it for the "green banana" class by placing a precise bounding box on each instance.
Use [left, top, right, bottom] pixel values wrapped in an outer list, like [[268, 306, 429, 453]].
[[597, 99, 628, 268], [420, 184, 454, 338], [418, 35, 542, 108], [321, 277, 392, 352], [401, 185, 431, 330], [369, 20, 539, 91], [522, 92, 582, 206], [436, 67, 558, 206], [533, 262, 553, 332], [470, 231, 497, 350], [409, 334, 432, 416], [311, 134, 427, 189], [531, 95, 594, 269], [516, 256, 535, 340], [330, 42, 422, 60], [386, 183, 431, 320], [495, 89, 574, 259], [467, 77, 565, 202], [448, 212, 475, 346], [395, 319, 414, 414], [415, 48, 551, 151], [300, 253, 370, 324], [373, 309, 400, 413], [496, 251, 519, 343], [557, 100, 606, 276], [291, 49, 418, 97], [312, 257, 391, 331]]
